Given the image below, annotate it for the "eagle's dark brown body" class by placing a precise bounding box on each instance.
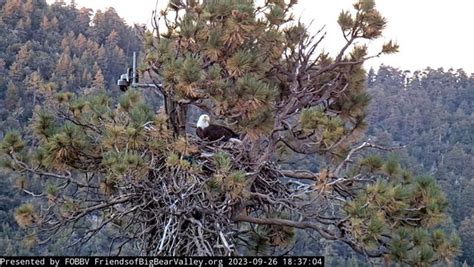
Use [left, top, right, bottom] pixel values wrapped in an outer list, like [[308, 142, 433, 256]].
[[196, 124, 238, 141], [196, 114, 239, 141]]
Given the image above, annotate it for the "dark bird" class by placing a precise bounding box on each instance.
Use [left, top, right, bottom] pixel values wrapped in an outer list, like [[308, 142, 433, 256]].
[[196, 114, 239, 142]]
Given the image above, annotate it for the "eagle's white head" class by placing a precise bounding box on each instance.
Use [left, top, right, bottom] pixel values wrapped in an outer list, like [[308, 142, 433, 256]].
[[197, 114, 210, 129]]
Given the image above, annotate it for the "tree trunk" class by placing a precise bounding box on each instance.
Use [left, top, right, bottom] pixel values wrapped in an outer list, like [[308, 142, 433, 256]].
[[176, 103, 188, 138], [165, 96, 187, 139]]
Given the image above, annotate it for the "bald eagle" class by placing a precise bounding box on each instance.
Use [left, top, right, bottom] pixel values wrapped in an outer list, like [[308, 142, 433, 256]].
[[196, 114, 239, 142]]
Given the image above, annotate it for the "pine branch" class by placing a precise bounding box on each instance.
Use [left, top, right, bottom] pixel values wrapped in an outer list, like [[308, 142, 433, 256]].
[[334, 141, 406, 176]]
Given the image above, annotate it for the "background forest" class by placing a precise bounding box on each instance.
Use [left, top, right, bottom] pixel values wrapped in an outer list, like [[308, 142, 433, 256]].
[[0, 0, 472, 266]]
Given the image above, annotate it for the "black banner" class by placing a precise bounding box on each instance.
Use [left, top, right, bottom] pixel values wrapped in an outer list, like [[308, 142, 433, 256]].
[[0, 256, 324, 267]]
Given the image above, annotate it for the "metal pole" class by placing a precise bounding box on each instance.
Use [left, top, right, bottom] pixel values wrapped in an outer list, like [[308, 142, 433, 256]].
[[128, 51, 161, 89], [132, 51, 137, 85]]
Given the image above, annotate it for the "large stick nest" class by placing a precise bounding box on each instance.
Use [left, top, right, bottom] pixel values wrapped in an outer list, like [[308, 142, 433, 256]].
[[102, 137, 293, 256]]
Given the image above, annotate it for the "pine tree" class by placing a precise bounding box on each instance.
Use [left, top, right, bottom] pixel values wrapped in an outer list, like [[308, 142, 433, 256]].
[[92, 68, 105, 88], [81, 68, 92, 87], [458, 216, 474, 264], [25, 71, 44, 106], [50, 16, 59, 32], [0, 0, 459, 262], [5, 81, 20, 110], [40, 15, 50, 31], [96, 45, 108, 73], [2, 0, 22, 26], [0, 58, 6, 90], [9, 61, 26, 83], [105, 30, 119, 49], [55, 47, 72, 78], [75, 33, 88, 54]]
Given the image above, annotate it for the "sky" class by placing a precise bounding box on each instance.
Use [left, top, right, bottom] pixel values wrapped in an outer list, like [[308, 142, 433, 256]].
[[47, 0, 474, 73]]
